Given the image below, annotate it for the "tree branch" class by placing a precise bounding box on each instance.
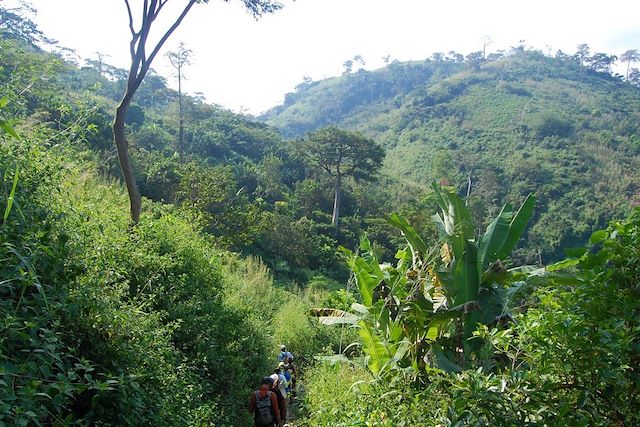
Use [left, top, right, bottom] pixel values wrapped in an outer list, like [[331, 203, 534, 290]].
[[154, 0, 169, 19], [147, 0, 159, 23], [146, 0, 197, 67], [124, 0, 136, 36]]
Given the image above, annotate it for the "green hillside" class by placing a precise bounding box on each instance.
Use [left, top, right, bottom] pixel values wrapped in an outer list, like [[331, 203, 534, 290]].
[[0, 13, 392, 283], [2, 3, 640, 426], [1, 7, 360, 424], [262, 51, 640, 262]]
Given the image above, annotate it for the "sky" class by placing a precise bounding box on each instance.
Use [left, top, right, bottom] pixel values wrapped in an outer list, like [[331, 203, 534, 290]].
[[8, 0, 640, 114]]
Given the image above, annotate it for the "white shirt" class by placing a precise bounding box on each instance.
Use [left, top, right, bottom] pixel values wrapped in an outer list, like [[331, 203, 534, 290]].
[[270, 373, 288, 399]]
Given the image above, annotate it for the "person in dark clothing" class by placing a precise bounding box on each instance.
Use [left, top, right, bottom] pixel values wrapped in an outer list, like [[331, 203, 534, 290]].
[[270, 368, 287, 424], [285, 356, 297, 399], [248, 377, 281, 427]]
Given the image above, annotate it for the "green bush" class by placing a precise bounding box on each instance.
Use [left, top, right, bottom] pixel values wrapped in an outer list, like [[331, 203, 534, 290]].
[[303, 362, 451, 427], [0, 129, 114, 426], [302, 210, 640, 426], [529, 111, 574, 139], [0, 135, 279, 425]]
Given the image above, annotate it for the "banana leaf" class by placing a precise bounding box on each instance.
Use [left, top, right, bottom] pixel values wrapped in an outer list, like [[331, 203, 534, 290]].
[[477, 203, 513, 273], [389, 213, 428, 256], [358, 321, 391, 376], [432, 343, 462, 373], [495, 194, 536, 260], [431, 182, 474, 242], [452, 241, 479, 306]]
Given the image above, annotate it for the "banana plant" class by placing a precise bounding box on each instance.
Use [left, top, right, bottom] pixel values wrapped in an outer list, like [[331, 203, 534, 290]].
[[312, 182, 536, 377], [429, 183, 535, 343], [311, 237, 416, 377]]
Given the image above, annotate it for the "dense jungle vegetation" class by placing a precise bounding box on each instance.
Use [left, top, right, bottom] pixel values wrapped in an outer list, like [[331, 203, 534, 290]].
[[263, 46, 640, 264], [1, 3, 639, 426]]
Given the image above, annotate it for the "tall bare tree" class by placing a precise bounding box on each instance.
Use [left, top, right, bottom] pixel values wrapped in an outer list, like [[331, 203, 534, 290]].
[[166, 42, 192, 161], [575, 43, 590, 67], [620, 49, 640, 81], [94, 51, 111, 76], [114, 0, 282, 224], [481, 35, 492, 59]]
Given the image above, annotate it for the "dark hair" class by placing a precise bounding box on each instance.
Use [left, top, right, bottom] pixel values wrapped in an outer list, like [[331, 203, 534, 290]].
[[274, 367, 281, 374], [261, 376, 273, 386]]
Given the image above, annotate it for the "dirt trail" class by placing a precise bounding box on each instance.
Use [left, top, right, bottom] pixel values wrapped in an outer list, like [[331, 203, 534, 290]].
[[283, 383, 305, 427]]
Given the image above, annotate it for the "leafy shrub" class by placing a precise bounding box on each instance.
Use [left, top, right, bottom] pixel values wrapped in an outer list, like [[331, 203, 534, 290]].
[[303, 362, 451, 427], [0, 128, 116, 426], [0, 133, 283, 425], [303, 208, 640, 426], [529, 111, 574, 139]]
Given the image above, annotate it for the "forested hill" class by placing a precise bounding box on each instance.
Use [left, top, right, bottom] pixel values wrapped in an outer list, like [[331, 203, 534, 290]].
[[262, 50, 640, 261], [1, 9, 351, 425], [1, 13, 400, 283]]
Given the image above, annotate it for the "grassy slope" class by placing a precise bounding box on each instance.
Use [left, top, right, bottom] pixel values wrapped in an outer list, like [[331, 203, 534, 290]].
[[262, 52, 640, 261], [0, 134, 342, 424]]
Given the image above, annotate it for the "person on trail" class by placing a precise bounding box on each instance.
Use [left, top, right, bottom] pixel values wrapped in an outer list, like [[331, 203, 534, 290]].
[[283, 359, 297, 403], [270, 367, 288, 424], [285, 356, 297, 380], [281, 361, 293, 398], [285, 356, 297, 399], [278, 345, 293, 362], [249, 377, 281, 427]]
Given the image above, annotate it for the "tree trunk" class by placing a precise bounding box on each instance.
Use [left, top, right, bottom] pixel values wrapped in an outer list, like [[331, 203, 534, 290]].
[[178, 66, 184, 161], [113, 98, 142, 224], [626, 62, 630, 81], [331, 174, 341, 228]]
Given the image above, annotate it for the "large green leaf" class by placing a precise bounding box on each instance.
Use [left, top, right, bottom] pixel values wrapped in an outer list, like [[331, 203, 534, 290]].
[[309, 308, 360, 326], [431, 213, 448, 240], [477, 203, 513, 273], [341, 245, 382, 306], [351, 303, 369, 314], [358, 321, 391, 376], [388, 213, 429, 256], [392, 339, 411, 361], [317, 315, 359, 326], [546, 258, 580, 272], [431, 182, 474, 241], [496, 194, 536, 260], [452, 241, 479, 306], [353, 259, 380, 306], [432, 343, 462, 373]]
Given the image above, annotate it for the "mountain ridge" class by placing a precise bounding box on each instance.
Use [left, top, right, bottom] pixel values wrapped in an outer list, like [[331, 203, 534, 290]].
[[261, 50, 640, 262]]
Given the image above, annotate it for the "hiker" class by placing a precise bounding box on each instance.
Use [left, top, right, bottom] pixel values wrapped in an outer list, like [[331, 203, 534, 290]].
[[285, 356, 297, 399], [283, 359, 296, 402], [270, 367, 288, 424], [248, 377, 281, 427], [285, 356, 297, 378], [277, 345, 293, 362], [281, 361, 293, 398]]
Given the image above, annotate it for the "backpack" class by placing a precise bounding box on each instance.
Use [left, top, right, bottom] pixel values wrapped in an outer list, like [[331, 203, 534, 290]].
[[255, 390, 274, 426]]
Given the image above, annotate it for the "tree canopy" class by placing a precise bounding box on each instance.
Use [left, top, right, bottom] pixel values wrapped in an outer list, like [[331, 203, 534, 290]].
[[294, 127, 385, 226]]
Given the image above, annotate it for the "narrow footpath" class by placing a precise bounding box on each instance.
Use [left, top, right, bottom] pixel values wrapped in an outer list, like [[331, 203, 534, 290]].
[[284, 383, 305, 427]]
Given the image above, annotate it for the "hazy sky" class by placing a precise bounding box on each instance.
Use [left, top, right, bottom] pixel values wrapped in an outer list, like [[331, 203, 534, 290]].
[[10, 0, 640, 114]]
